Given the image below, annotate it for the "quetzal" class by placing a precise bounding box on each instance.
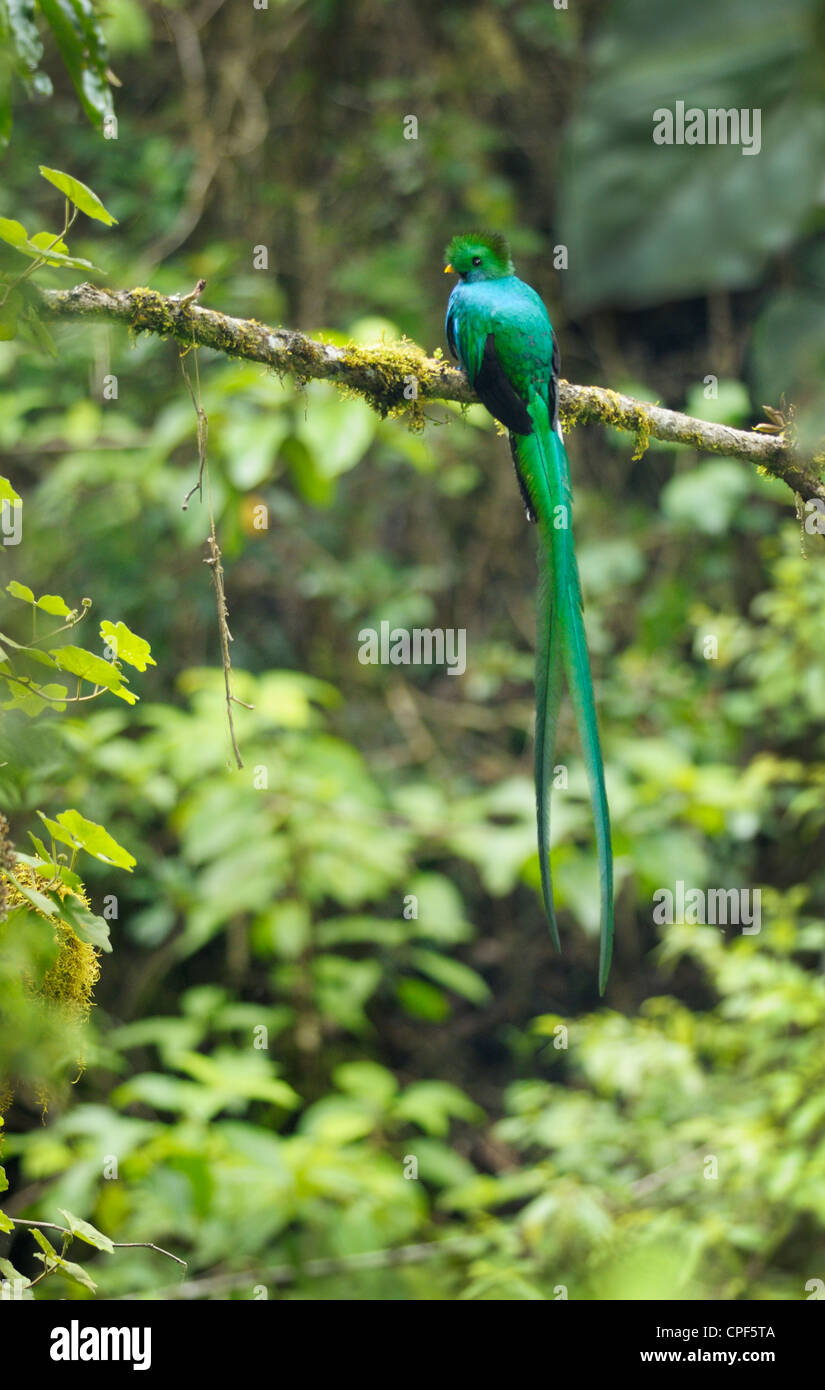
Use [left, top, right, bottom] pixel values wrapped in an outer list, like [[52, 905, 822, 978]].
[[444, 232, 614, 992]]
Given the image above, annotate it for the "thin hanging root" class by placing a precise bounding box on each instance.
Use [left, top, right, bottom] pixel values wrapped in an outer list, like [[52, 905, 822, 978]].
[[204, 527, 253, 771], [179, 336, 252, 769]]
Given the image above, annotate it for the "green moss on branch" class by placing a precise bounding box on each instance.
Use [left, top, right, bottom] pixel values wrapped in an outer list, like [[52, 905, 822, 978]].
[[40, 282, 824, 505]]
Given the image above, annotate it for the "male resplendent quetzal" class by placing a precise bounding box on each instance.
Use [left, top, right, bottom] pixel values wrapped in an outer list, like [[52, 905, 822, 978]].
[[444, 232, 614, 992]]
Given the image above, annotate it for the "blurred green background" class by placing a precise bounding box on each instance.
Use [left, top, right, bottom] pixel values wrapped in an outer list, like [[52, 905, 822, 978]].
[[2, 0, 825, 1301]]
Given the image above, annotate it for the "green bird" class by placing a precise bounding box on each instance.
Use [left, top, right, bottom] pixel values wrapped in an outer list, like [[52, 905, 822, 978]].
[[444, 231, 614, 992]]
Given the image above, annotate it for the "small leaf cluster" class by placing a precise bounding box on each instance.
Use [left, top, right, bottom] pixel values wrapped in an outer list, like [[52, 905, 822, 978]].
[[0, 0, 114, 149], [0, 165, 116, 346]]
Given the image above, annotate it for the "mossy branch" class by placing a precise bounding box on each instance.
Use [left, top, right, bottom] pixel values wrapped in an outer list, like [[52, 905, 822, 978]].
[[41, 282, 825, 504]]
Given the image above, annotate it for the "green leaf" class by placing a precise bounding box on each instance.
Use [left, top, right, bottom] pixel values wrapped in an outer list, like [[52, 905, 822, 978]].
[[35, 0, 112, 129], [282, 435, 335, 508], [23, 230, 73, 267], [58, 1208, 114, 1254], [1, 680, 67, 713], [22, 648, 61, 668], [35, 593, 72, 617], [1, 868, 58, 918], [27, 833, 56, 867], [394, 1081, 484, 1137], [405, 1137, 478, 1189], [0, 219, 99, 268], [37, 809, 136, 871], [685, 378, 751, 427], [29, 231, 69, 256], [35, 812, 82, 854], [396, 976, 449, 1021], [661, 461, 752, 536], [57, 864, 83, 890], [406, 872, 474, 944], [7, 582, 72, 616], [0, 477, 21, 505], [50, 644, 134, 699], [53, 1257, 97, 1292], [0, 0, 54, 150], [5, 0, 48, 82], [410, 948, 492, 1004], [6, 579, 34, 603], [176, 1049, 299, 1110], [315, 914, 406, 947], [50, 895, 111, 950], [334, 1061, 398, 1108], [0, 1209, 14, 1235], [6, 239, 99, 271], [297, 387, 377, 480], [49, 891, 112, 952], [100, 620, 156, 671], [30, 1226, 58, 1258], [38, 165, 118, 225], [0, 216, 28, 246], [298, 1096, 376, 1143]]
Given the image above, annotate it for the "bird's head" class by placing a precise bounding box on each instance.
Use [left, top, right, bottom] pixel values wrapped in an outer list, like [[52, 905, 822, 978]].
[[444, 232, 514, 283]]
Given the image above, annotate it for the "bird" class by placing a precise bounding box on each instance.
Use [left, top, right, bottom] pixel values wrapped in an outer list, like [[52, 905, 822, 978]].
[[444, 231, 614, 993]]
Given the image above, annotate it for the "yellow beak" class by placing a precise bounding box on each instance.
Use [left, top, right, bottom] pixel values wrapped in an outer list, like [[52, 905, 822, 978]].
[[444, 263, 454, 274]]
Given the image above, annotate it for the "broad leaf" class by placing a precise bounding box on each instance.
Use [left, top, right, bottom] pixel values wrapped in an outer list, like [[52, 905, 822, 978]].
[[58, 1208, 114, 1254], [39, 165, 117, 225], [52, 1257, 97, 1293], [0, 216, 27, 246], [1, 868, 58, 917], [100, 620, 156, 671], [50, 644, 131, 693], [37, 809, 136, 871], [35, 1, 112, 129], [0, 477, 21, 505], [49, 891, 112, 952]]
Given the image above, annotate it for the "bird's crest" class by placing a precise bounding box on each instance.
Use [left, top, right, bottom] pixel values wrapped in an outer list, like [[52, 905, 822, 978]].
[[444, 232, 514, 278]]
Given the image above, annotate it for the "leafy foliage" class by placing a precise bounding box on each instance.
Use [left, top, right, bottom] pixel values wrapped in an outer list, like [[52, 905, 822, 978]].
[[559, 0, 825, 310], [2, 0, 825, 1303], [0, 164, 116, 348], [0, 0, 114, 150]]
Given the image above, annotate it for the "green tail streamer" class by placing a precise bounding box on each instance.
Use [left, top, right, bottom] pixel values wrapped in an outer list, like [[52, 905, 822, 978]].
[[514, 394, 615, 993]]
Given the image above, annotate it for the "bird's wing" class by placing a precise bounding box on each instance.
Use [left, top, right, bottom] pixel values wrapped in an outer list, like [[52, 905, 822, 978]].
[[470, 332, 533, 434], [449, 285, 557, 433]]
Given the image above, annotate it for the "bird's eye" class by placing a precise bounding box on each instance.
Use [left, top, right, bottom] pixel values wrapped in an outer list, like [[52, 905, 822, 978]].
[[472, 256, 482, 267]]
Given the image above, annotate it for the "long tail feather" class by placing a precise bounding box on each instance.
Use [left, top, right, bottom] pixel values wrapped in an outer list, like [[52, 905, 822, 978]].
[[513, 395, 614, 992], [534, 539, 563, 952]]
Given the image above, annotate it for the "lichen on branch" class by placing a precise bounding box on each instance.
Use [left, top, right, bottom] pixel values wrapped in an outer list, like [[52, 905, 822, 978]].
[[41, 282, 825, 505]]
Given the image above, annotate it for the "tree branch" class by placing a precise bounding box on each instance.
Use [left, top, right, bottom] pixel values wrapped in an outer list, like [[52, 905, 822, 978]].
[[117, 1234, 482, 1300], [41, 282, 825, 504], [10, 1216, 187, 1268]]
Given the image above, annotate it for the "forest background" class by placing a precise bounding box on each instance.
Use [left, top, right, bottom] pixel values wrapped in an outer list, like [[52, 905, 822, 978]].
[[1, 0, 825, 1301]]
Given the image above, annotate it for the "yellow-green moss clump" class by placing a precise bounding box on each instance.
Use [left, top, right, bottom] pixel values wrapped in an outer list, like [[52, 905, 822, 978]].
[[330, 338, 462, 426], [1, 865, 101, 1111], [10, 865, 101, 1022], [40, 921, 101, 1021]]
